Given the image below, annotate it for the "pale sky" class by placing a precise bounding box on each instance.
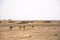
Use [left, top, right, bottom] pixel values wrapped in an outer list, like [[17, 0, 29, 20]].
[[0, 0, 60, 20]]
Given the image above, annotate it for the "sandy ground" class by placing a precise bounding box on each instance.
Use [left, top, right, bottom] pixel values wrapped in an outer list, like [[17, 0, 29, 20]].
[[0, 20, 60, 40], [0, 26, 60, 40]]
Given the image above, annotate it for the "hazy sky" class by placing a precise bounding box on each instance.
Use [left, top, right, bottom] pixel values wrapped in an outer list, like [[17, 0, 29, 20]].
[[0, 0, 60, 20]]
